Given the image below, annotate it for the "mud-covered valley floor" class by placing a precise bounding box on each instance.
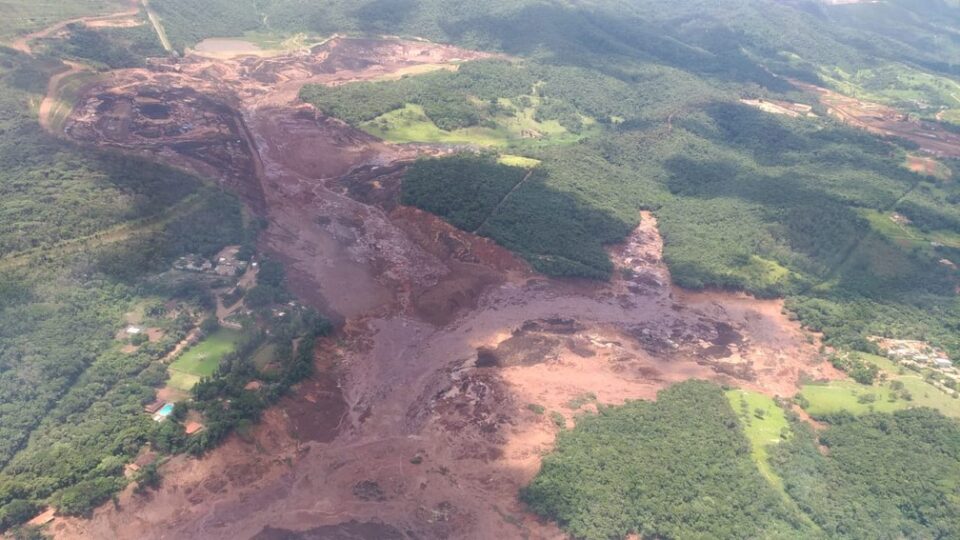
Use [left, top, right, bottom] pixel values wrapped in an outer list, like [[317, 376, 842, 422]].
[[50, 38, 842, 540]]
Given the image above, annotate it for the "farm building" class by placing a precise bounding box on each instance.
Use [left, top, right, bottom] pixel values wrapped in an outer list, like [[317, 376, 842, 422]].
[[125, 450, 158, 478], [173, 254, 213, 272], [934, 358, 953, 369], [143, 400, 166, 414]]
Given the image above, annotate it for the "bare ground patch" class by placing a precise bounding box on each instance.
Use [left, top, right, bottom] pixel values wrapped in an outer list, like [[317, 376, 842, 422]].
[[51, 42, 841, 540]]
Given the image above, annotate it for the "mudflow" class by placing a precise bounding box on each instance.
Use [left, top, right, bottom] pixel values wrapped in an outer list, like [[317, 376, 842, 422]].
[[52, 37, 841, 540]]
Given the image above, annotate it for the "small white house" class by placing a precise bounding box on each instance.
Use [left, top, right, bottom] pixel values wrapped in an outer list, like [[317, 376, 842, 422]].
[[933, 358, 953, 369], [125, 326, 143, 335]]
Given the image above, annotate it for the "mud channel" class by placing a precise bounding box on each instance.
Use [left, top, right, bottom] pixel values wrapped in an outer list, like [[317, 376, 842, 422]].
[[50, 37, 842, 540]]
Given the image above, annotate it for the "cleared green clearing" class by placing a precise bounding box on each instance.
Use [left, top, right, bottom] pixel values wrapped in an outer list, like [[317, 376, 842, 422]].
[[166, 370, 200, 392], [358, 102, 592, 148], [726, 389, 790, 490], [739, 255, 794, 292], [168, 328, 240, 388], [859, 209, 925, 250], [799, 353, 960, 418], [367, 63, 457, 82], [821, 63, 960, 118], [941, 108, 960, 124], [360, 104, 512, 146], [859, 208, 960, 251], [497, 154, 541, 168], [930, 229, 960, 248]]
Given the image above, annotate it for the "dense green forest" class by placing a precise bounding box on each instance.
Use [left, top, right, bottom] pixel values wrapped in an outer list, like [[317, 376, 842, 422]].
[[302, 61, 537, 131], [0, 0, 127, 41], [151, 0, 960, 81], [522, 381, 812, 539], [770, 409, 960, 539], [525, 382, 960, 540], [156, 0, 960, 131], [0, 48, 327, 531], [38, 23, 168, 69], [317, 56, 959, 354], [401, 154, 528, 231]]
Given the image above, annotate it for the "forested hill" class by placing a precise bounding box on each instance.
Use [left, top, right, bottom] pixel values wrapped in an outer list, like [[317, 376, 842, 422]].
[[152, 0, 960, 80], [145, 0, 960, 360], [2, 0, 960, 537], [0, 35, 329, 533]]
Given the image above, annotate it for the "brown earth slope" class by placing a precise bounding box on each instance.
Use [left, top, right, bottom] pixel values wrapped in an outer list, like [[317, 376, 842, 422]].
[[49, 38, 841, 540]]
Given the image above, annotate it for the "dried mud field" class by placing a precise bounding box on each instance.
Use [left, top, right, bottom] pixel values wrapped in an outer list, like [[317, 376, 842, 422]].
[[51, 39, 842, 539]]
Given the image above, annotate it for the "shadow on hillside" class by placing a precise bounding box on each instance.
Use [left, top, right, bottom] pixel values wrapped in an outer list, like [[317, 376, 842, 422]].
[[442, 4, 792, 91]]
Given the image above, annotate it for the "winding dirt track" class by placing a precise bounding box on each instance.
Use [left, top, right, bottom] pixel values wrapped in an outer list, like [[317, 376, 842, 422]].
[[45, 39, 841, 540], [9, 0, 142, 54]]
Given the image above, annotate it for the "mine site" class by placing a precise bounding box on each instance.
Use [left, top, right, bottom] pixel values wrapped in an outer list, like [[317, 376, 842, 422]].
[[790, 79, 960, 159], [28, 36, 851, 540], [4, 0, 960, 538]]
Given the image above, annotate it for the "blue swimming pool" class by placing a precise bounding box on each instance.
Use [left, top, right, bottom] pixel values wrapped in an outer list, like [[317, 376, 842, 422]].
[[157, 403, 174, 416]]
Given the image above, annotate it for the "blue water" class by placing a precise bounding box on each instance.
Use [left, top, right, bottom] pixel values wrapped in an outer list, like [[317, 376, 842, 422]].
[[158, 403, 174, 416]]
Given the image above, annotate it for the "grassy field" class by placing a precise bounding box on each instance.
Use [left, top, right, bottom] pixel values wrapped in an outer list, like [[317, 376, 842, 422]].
[[738, 255, 794, 292], [941, 109, 960, 125], [726, 389, 790, 490], [359, 100, 594, 148], [168, 328, 240, 389], [799, 354, 960, 418], [821, 63, 960, 119], [497, 154, 541, 168], [361, 104, 512, 146], [859, 208, 960, 253], [367, 63, 459, 82]]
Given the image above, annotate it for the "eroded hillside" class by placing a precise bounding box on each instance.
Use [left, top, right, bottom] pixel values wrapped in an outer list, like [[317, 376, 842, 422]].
[[45, 38, 844, 539]]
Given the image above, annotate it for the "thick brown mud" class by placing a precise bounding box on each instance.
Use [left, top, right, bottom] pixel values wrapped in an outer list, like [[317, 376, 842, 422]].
[[50, 39, 843, 540], [253, 521, 407, 540]]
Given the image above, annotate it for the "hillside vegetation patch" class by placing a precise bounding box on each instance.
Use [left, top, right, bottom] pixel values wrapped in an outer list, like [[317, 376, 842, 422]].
[[522, 381, 811, 540]]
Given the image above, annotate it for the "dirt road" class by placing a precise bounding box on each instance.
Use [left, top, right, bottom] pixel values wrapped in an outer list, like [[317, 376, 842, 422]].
[[9, 0, 142, 54], [37, 60, 87, 131], [141, 0, 173, 53], [790, 79, 960, 159]]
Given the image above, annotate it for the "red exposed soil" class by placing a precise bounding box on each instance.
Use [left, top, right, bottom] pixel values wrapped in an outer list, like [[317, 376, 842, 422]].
[[905, 154, 951, 180], [51, 39, 843, 540], [790, 79, 960, 159], [282, 344, 348, 443]]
